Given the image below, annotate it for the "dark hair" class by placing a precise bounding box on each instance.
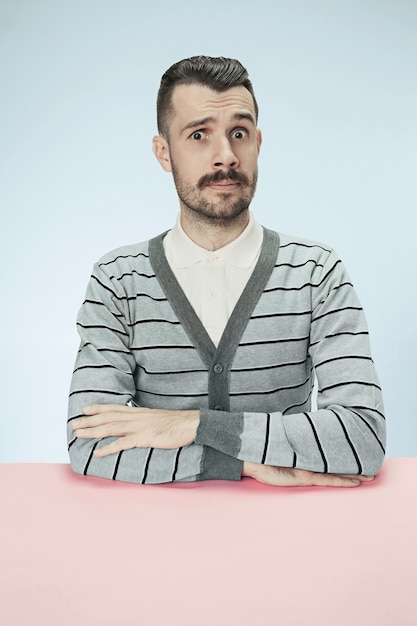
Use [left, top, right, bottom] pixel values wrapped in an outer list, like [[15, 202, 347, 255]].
[[156, 55, 259, 139]]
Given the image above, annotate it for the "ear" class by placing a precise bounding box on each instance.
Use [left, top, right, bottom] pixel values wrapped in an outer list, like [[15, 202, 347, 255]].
[[152, 135, 172, 172], [256, 128, 262, 153]]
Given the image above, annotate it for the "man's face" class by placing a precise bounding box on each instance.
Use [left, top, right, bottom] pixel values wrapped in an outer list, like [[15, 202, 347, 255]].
[[154, 84, 262, 225]]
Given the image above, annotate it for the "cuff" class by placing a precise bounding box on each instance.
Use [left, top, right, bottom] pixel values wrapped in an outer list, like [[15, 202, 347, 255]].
[[195, 408, 244, 458], [195, 409, 244, 481], [198, 447, 243, 481]]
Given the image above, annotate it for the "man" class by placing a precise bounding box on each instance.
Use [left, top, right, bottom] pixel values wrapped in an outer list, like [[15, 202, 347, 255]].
[[68, 56, 385, 487]]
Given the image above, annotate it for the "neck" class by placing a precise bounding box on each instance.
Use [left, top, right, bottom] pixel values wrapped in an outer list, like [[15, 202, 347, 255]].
[[179, 206, 250, 251]]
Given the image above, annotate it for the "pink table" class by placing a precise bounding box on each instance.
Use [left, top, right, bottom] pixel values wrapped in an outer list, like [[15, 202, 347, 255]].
[[1, 459, 417, 625]]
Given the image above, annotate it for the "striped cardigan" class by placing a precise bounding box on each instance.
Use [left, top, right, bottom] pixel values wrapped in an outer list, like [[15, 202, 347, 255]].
[[67, 227, 386, 483]]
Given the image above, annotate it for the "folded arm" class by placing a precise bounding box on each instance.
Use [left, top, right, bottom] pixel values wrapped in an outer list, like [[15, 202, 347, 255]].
[[67, 257, 242, 484], [195, 249, 386, 478]]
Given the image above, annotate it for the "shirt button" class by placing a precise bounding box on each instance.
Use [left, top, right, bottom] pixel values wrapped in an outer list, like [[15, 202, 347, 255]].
[[210, 290, 217, 298], [209, 255, 219, 264], [213, 363, 224, 374]]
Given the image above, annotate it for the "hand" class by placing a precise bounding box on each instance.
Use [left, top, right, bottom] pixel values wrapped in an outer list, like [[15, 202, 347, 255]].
[[242, 461, 375, 488], [71, 404, 200, 457]]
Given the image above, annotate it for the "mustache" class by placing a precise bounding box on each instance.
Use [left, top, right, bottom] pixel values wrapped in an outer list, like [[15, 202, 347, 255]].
[[197, 169, 251, 190]]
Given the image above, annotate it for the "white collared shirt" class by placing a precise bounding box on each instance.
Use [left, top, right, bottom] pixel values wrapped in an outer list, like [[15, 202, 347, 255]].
[[163, 212, 263, 346]]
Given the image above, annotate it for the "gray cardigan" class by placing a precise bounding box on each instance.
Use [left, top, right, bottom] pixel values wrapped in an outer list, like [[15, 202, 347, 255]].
[[67, 227, 385, 483]]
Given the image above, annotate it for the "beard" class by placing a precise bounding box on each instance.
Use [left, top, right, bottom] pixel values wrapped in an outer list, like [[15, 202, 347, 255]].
[[171, 162, 258, 226]]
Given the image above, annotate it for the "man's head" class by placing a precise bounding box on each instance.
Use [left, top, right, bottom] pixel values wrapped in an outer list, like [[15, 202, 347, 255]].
[[156, 55, 259, 141], [153, 56, 262, 227]]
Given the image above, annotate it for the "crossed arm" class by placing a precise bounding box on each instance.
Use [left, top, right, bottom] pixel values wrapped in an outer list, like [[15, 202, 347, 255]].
[[71, 404, 375, 487]]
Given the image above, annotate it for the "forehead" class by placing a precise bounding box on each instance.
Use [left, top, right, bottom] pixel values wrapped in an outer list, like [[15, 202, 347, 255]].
[[170, 84, 256, 129]]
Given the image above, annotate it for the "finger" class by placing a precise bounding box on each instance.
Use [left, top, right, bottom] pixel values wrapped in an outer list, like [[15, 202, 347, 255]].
[[333, 474, 375, 482], [75, 421, 136, 439], [72, 413, 127, 429], [93, 436, 138, 457], [83, 404, 138, 416], [310, 473, 362, 488]]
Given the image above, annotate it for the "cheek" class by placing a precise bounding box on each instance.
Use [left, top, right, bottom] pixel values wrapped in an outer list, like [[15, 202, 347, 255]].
[[173, 148, 205, 177], [239, 147, 259, 170]]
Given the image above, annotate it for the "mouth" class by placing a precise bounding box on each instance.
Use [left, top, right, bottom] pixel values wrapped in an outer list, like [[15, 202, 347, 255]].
[[206, 180, 240, 191]]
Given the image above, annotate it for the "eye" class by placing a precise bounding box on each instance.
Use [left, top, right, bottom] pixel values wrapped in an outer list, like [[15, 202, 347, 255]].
[[191, 130, 206, 141], [231, 129, 248, 139]]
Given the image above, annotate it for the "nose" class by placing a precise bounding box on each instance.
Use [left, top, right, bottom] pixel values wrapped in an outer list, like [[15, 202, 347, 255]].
[[212, 136, 239, 169]]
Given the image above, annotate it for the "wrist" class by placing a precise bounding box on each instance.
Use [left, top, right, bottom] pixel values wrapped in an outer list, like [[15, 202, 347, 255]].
[[242, 460, 258, 478], [185, 410, 200, 442]]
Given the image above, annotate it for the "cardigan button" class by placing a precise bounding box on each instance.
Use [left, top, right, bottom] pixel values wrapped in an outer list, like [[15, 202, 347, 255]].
[[213, 363, 224, 374], [214, 405, 223, 411]]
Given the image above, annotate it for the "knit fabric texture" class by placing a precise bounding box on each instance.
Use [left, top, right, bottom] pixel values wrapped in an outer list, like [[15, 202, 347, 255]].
[[67, 227, 386, 484]]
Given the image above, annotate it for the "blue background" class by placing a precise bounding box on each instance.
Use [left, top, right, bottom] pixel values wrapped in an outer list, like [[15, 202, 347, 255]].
[[0, 0, 415, 461]]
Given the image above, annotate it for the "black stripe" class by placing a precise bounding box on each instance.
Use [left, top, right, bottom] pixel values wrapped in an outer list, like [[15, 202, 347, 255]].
[[231, 373, 312, 397], [81, 343, 131, 355], [73, 364, 129, 374], [320, 381, 382, 393], [316, 282, 353, 305], [77, 323, 129, 337], [350, 409, 386, 452], [98, 251, 149, 267], [292, 452, 297, 468], [131, 344, 195, 351], [137, 388, 207, 398], [310, 331, 369, 348], [128, 318, 181, 327], [330, 410, 362, 474], [314, 355, 373, 369], [96, 346, 131, 354], [68, 437, 76, 450], [138, 364, 206, 376], [350, 405, 385, 420], [304, 413, 328, 473], [261, 414, 271, 464], [239, 336, 309, 348], [312, 307, 363, 323], [69, 389, 129, 397], [264, 282, 315, 294], [112, 451, 123, 480], [231, 359, 307, 373], [282, 388, 313, 414], [83, 299, 124, 315], [67, 413, 86, 423], [250, 310, 311, 320], [279, 241, 332, 253], [172, 448, 182, 482], [141, 448, 154, 484], [127, 293, 168, 302], [110, 270, 155, 281], [90, 274, 120, 299], [87, 285, 166, 304], [83, 441, 99, 475], [316, 259, 342, 287], [275, 260, 324, 270]]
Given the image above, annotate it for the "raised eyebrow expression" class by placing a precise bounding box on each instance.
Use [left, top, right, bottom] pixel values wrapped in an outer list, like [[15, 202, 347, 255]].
[[181, 112, 256, 135]]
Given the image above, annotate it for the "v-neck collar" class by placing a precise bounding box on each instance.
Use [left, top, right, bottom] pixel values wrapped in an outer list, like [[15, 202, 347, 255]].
[[148, 227, 280, 372]]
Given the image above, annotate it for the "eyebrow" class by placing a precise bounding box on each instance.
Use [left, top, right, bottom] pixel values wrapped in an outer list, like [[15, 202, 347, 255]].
[[180, 112, 256, 134]]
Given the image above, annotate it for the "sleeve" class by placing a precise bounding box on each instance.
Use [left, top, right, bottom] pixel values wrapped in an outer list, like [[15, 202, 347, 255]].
[[67, 262, 243, 484], [195, 251, 386, 476]]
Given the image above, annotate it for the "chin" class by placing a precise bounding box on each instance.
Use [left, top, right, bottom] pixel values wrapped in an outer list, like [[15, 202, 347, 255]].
[[189, 203, 249, 224]]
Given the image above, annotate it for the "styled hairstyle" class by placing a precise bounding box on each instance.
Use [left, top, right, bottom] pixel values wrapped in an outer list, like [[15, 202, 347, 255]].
[[156, 55, 259, 139]]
